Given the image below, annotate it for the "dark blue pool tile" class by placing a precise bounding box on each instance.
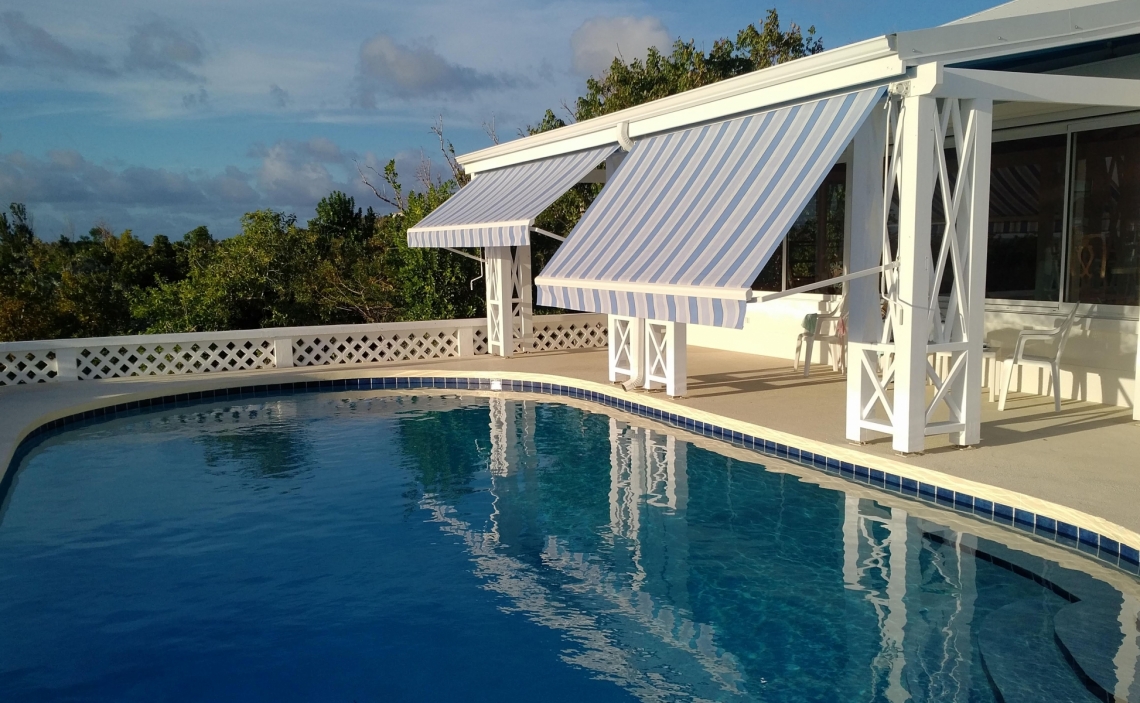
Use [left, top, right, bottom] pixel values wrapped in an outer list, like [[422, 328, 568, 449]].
[[901, 478, 918, 496], [935, 487, 955, 507], [1078, 528, 1100, 549], [917, 483, 936, 502], [1121, 544, 1140, 566], [840, 464, 856, 478], [973, 497, 993, 518], [1057, 521, 1078, 540], [853, 465, 869, 481], [1034, 515, 1057, 537], [869, 469, 885, 486], [954, 493, 974, 513], [884, 473, 902, 492], [991, 503, 1014, 525], [827, 457, 842, 471], [788, 448, 801, 461], [1014, 509, 1035, 531], [1098, 536, 1120, 559]]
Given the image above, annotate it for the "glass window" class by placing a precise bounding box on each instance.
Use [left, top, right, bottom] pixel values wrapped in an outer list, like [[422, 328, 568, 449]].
[[753, 164, 846, 293], [985, 135, 1067, 301], [1066, 124, 1140, 306]]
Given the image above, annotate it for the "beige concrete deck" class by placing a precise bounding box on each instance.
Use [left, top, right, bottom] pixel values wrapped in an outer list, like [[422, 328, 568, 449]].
[[2, 345, 1138, 539]]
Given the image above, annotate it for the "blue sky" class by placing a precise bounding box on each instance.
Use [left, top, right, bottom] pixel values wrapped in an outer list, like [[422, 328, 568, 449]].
[[0, 0, 1001, 240]]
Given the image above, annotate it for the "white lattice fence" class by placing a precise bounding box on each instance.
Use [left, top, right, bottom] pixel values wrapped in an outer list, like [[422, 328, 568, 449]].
[[1, 350, 59, 384], [293, 330, 460, 366], [76, 339, 277, 380], [525, 314, 608, 352], [0, 314, 608, 386]]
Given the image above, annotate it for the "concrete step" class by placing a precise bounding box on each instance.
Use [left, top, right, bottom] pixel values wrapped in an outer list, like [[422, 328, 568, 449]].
[[978, 599, 1100, 703]]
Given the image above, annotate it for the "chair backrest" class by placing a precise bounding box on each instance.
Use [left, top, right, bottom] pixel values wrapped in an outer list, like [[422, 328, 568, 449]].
[[1053, 303, 1080, 363]]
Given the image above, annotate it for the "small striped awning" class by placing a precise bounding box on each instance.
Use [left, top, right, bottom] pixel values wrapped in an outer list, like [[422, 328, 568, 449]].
[[407, 144, 619, 248], [536, 87, 885, 328]]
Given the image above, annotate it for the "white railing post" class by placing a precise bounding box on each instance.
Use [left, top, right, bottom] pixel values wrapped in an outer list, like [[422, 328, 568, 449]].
[[845, 102, 887, 443], [893, 93, 937, 453], [273, 338, 294, 368], [457, 325, 476, 357], [54, 347, 79, 381]]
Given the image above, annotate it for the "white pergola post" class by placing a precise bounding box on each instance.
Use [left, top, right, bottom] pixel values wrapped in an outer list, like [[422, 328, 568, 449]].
[[845, 105, 888, 443], [511, 245, 534, 354], [892, 93, 937, 454], [956, 99, 993, 445], [484, 246, 513, 357], [645, 320, 687, 397], [608, 314, 645, 383]]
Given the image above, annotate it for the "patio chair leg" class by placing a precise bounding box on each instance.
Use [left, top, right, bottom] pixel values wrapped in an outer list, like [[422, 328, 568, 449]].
[[1051, 362, 1061, 412], [793, 334, 803, 371], [803, 335, 814, 377], [998, 360, 1015, 412]]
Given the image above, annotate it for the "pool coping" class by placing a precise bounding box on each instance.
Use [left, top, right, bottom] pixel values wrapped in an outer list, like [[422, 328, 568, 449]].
[[4, 367, 1139, 579]]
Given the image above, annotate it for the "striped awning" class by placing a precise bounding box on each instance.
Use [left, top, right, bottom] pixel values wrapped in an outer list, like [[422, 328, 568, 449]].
[[407, 144, 619, 248], [536, 87, 885, 328]]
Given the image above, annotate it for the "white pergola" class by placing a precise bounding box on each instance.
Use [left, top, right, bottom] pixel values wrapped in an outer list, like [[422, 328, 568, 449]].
[[423, 0, 1140, 453]]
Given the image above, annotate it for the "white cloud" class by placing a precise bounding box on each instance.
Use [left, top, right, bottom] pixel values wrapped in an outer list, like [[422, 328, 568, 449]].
[[355, 33, 523, 105], [570, 15, 670, 77], [124, 20, 205, 81]]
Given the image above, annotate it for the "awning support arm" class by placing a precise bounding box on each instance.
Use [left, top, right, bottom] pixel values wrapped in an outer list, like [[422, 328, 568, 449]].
[[443, 247, 485, 263], [757, 262, 898, 303], [531, 227, 566, 242]]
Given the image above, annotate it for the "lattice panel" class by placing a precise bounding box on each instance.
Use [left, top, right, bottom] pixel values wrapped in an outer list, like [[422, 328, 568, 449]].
[[76, 339, 276, 380], [0, 350, 58, 385], [473, 328, 488, 355], [528, 319, 608, 352], [293, 331, 460, 366]]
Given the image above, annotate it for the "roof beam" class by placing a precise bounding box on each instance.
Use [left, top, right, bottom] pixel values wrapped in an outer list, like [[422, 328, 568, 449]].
[[924, 67, 1140, 108]]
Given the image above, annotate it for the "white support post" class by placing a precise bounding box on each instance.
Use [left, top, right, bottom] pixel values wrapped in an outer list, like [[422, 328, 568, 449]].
[[511, 245, 533, 354], [845, 105, 888, 443], [893, 94, 937, 453], [1135, 329, 1140, 421], [53, 347, 79, 381], [607, 315, 644, 383], [485, 246, 513, 357], [273, 338, 294, 368], [956, 99, 992, 445], [645, 320, 687, 397], [457, 326, 476, 357]]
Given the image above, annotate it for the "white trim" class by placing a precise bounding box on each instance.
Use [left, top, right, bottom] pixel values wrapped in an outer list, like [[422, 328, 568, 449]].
[[537, 276, 754, 301], [928, 68, 1140, 108], [531, 228, 565, 242], [408, 218, 532, 234]]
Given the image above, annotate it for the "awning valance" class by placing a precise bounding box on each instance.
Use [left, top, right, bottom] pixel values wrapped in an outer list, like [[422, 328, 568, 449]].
[[535, 86, 885, 328], [407, 144, 619, 248]]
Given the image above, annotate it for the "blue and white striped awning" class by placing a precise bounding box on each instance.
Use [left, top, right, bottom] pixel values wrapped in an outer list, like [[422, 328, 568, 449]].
[[407, 144, 619, 248], [536, 87, 885, 328]]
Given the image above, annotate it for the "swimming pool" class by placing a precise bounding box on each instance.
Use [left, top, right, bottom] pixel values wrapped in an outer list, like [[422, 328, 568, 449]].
[[1, 391, 1137, 702]]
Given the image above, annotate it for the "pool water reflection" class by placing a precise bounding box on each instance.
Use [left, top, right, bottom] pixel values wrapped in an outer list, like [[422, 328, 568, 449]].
[[1, 392, 1137, 702]]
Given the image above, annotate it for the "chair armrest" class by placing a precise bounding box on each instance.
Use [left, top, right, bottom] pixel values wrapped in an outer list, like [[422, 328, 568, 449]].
[[1012, 327, 1061, 362]]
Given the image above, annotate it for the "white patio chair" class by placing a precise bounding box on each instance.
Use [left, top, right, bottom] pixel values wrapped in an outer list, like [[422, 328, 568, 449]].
[[998, 303, 1080, 412], [793, 312, 847, 377]]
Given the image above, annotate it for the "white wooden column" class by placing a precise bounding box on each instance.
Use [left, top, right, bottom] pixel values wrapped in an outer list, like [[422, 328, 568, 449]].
[[893, 94, 937, 453], [485, 246, 512, 357], [845, 104, 888, 443], [608, 315, 644, 383], [645, 320, 687, 397], [1134, 322, 1140, 421], [956, 99, 992, 445], [511, 245, 533, 353]]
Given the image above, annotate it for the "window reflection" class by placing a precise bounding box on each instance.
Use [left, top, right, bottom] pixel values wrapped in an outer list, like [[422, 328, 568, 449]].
[[1067, 125, 1140, 306], [985, 135, 1067, 301]]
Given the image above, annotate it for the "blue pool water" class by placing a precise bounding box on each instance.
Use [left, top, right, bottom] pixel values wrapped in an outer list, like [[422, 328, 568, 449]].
[[1, 392, 1137, 702]]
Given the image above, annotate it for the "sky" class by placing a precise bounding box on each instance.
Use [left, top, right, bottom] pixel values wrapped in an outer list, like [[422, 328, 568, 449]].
[[0, 0, 1003, 241]]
